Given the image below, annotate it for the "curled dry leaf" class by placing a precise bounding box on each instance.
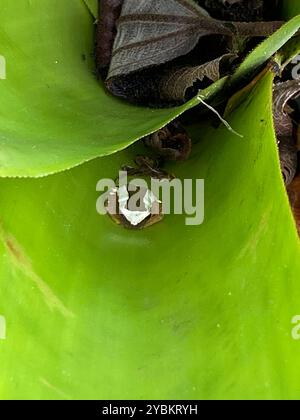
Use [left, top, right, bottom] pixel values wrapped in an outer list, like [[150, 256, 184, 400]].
[[159, 53, 237, 101], [273, 80, 300, 186], [100, 0, 283, 105], [105, 0, 283, 79], [105, 67, 163, 106], [278, 137, 298, 186], [107, 0, 213, 79], [273, 80, 300, 137], [144, 121, 192, 161]]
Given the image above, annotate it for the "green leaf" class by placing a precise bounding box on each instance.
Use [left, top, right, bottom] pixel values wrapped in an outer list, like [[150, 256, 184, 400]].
[[0, 0, 300, 177], [282, 0, 300, 19], [0, 0, 204, 177], [1, 70, 300, 399], [231, 14, 300, 85], [275, 36, 300, 68], [83, 0, 98, 18]]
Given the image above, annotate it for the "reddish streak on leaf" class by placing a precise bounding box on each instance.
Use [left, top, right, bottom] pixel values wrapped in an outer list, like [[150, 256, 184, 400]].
[[6, 238, 25, 265]]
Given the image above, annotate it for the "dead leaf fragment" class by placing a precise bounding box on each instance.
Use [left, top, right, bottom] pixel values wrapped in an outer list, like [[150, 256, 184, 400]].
[[273, 80, 300, 137], [273, 80, 300, 186], [107, 0, 282, 79], [144, 121, 192, 161], [95, 0, 124, 79], [159, 53, 237, 101]]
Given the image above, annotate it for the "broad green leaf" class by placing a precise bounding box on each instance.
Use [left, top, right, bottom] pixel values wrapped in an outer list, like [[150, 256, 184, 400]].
[[0, 70, 300, 400], [0, 0, 222, 177], [0, 0, 300, 177], [83, 0, 98, 18]]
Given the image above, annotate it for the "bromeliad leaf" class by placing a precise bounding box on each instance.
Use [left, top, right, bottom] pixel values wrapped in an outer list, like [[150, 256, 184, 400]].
[[83, 0, 98, 18], [2, 68, 300, 399], [0, 0, 298, 178]]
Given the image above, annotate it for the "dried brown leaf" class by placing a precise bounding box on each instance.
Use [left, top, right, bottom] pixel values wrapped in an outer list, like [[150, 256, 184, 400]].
[[95, 0, 124, 79], [273, 80, 300, 137], [159, 53, 237, 101], [279, 137, 298, 186], [273, 81, 300, 186], [106, 0, 282, 79], [144, 121, 192, 161]]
